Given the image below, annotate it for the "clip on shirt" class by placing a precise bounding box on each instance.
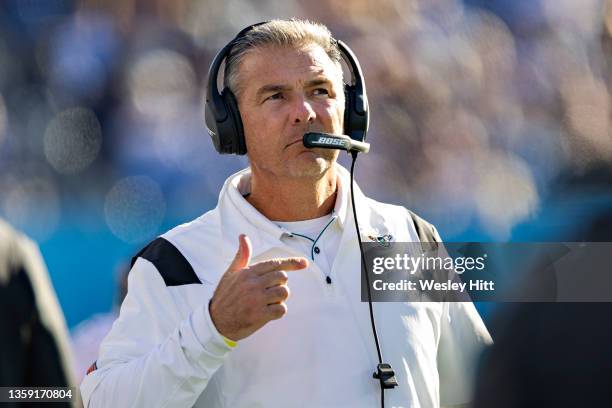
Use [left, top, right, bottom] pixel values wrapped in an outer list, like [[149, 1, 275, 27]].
[[373, 363, 398, 389]]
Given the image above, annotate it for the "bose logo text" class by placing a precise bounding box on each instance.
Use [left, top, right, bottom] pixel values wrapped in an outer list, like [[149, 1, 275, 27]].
[[316, 137, 345, 146]]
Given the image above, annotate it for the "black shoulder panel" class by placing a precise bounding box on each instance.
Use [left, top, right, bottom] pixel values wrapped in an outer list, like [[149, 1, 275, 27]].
[[131, 237, 201, 286], [408, 210, 440, 246]]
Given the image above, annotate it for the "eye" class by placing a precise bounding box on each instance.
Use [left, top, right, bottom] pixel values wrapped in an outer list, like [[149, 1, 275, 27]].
[[265, 92, 283, 101], [313, 88, 330, 96]]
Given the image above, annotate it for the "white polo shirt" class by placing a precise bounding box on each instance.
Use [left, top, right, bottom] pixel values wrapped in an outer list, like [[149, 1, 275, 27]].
[[82, 165, 492, 408]]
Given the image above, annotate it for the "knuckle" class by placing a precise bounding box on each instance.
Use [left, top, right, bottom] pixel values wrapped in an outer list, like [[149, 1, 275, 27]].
[[270, 285, 289, 299], [242, 274, 259, 289], [270, 303, 287, 319], [278, 303, 288, 316], [274, 270, 288, 283], [243, 267, 258, 279]]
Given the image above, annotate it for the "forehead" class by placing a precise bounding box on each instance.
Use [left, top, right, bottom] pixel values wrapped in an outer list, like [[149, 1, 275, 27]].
[[238, 44, 342, 91]]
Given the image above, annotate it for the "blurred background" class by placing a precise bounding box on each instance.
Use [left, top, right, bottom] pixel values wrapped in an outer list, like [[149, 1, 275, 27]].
[[1, 0, 612, 383]]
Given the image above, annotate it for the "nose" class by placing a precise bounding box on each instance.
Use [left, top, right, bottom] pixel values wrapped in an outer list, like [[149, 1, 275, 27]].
[[291, 96, 316, 125]]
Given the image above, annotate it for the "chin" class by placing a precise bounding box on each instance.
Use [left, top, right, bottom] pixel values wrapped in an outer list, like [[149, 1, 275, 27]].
[[287, 156, 334, 178]]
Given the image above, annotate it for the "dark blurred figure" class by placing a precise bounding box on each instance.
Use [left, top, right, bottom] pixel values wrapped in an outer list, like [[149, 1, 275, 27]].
[[474, 303, 612, 408], [473, 163, 612, 408], [0, 219, 79, 407]]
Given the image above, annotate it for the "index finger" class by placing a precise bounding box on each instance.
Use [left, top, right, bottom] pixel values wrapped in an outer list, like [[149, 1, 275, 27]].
[[249, 257, 309, 276]]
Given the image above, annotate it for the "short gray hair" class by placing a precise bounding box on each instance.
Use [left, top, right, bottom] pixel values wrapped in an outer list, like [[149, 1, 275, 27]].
[[224, 19, 343, 97]]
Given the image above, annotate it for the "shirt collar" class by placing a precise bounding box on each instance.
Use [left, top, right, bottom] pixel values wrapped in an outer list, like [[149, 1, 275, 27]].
[[333, 165, 349, 229], [217, 164, 362, 255], [225, 168, 286, 241]]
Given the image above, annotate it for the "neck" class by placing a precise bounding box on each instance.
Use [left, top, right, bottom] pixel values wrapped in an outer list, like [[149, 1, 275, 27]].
[[246, 166, 338, 222]]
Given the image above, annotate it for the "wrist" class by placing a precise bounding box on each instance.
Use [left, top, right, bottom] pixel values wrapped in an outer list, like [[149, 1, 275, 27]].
[[208, 299, 238, 347]]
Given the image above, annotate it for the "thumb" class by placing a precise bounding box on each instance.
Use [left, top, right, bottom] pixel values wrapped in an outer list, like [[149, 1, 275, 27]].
[[228, 234, 252, 272]]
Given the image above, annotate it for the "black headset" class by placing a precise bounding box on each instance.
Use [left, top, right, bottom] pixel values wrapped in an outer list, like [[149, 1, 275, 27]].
[[204, 22, 369, 155]]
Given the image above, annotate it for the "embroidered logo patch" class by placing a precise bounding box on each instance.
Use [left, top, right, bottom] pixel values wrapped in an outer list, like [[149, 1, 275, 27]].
[[366, 233, 394, 247]]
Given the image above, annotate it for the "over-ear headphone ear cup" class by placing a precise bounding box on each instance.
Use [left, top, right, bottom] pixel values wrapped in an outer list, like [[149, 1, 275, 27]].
[[343, 86, 352, 136], [221, 89, 247, 155], [204, 101, 223, 153], [343, 82, 368, 143]]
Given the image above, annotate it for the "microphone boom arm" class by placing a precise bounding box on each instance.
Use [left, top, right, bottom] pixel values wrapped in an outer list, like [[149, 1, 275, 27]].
[[303, 132, 370, 154]]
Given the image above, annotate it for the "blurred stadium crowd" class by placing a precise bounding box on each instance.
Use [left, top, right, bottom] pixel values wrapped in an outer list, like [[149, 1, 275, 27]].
[[1, 0, 612, 367]]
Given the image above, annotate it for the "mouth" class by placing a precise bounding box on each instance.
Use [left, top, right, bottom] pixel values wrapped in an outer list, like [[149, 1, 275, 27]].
[[285, 138, 305, 149]]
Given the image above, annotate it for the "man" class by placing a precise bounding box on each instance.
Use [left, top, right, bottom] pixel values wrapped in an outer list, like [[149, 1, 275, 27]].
[[81, 19, 491, 407], [0, 219, 79, 407]]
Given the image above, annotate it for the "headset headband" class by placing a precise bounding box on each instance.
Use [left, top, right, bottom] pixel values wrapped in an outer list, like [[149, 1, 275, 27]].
[[205, 22, 369, 155]]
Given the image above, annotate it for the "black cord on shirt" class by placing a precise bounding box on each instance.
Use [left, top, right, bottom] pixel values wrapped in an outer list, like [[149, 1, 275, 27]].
[[349, 151, 386, 408]]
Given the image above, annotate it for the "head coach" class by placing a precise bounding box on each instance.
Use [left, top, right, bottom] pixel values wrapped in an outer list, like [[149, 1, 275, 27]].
[[81, 19, 492, 408]]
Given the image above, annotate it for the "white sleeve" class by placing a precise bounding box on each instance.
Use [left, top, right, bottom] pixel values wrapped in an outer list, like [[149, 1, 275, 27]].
[[437, 301, 493, 407], [80, 258, 232, 408]]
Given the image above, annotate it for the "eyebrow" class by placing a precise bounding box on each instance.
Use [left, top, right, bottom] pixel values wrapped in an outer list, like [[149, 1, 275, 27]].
[[304, 78, 333, 88], [255, 77, 334, 101], [255, 84, 291, 101]]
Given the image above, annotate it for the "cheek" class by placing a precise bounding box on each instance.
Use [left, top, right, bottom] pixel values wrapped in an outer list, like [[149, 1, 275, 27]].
[[318, 99, 343, 120], [326, 102, 345, 131], [242, 110, 268, 143], [242, 111, 285, 163], [336, 103, 345, 123], [243, 105, 286, 133], [242, 117, 265, 157]]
